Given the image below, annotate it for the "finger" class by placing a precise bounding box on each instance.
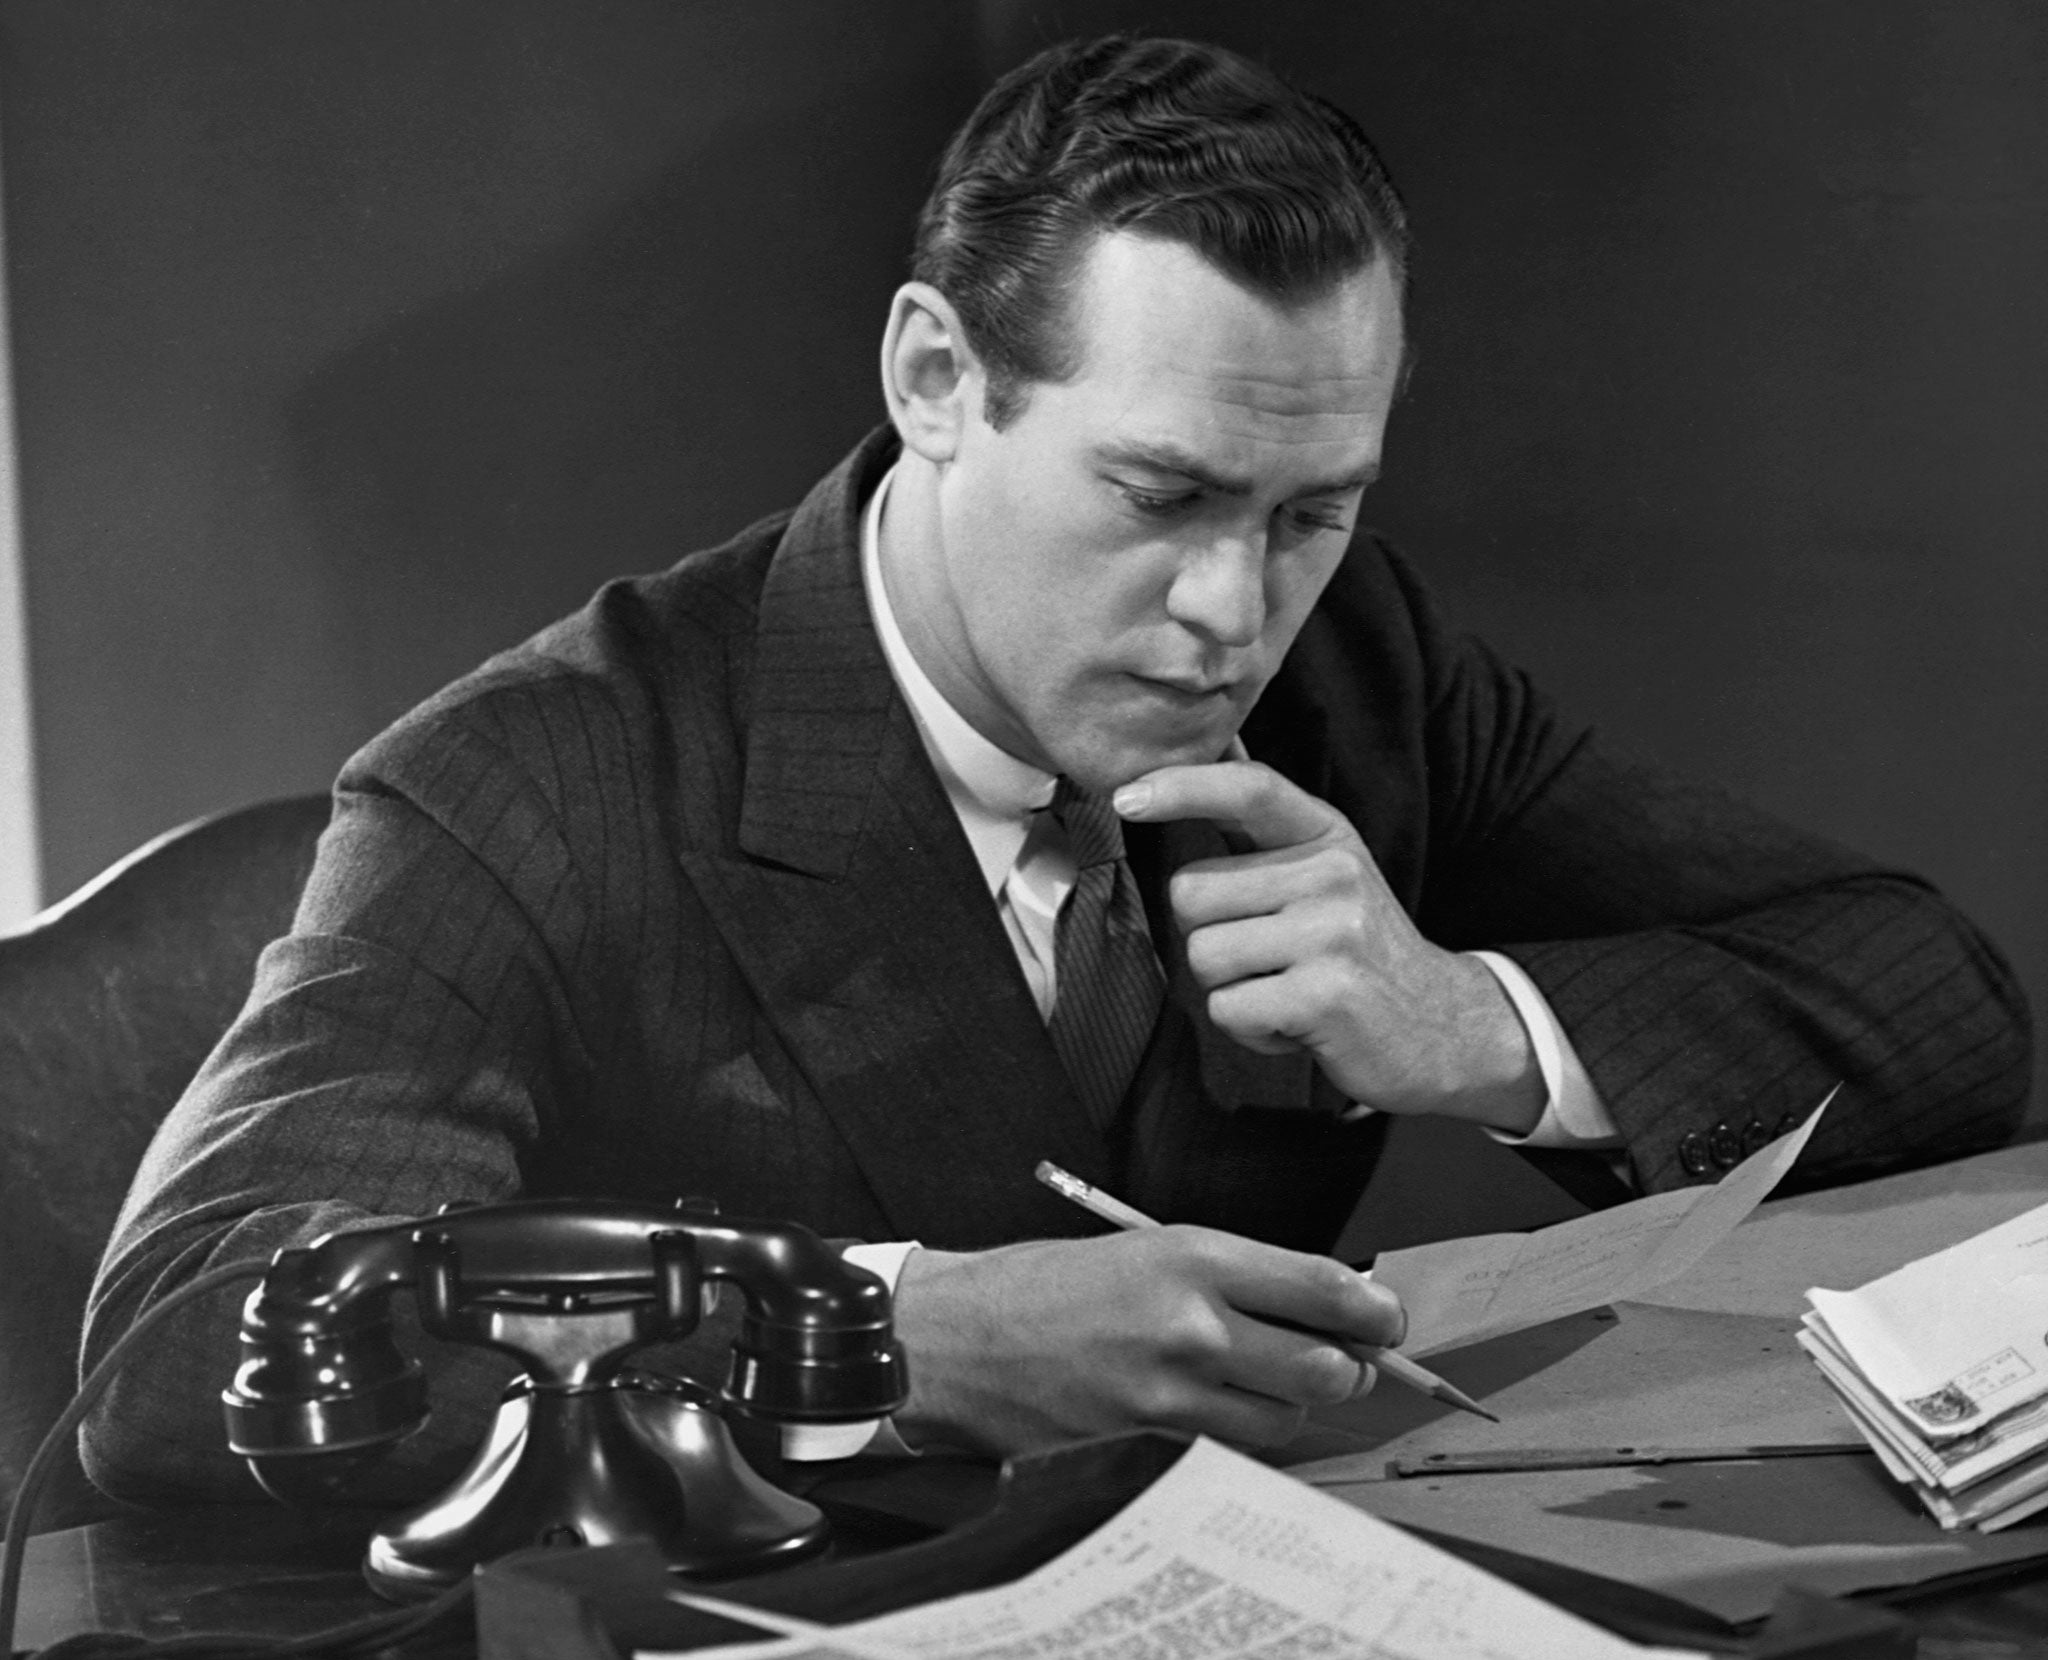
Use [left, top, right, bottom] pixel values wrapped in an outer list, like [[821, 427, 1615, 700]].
[[1215, 1308, 1373, 1409], [1165, 1386, 1311, 1450], [1201, 1235, 1407, 1350], [1375, 1277, 1408, 1349], [1183, 904, 1365, 988], [1114, 761, 1343, 851], [1208, 949, 1410, 1050], [1206, 957, 1358, 1051], [1185, 914, 1294, 989], [1171, 843, 1359, 929], [1100, 1318, 1314, 1447]]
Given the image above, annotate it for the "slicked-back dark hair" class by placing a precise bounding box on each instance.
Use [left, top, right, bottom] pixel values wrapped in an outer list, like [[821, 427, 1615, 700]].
[[913, 35, 1409, 427]]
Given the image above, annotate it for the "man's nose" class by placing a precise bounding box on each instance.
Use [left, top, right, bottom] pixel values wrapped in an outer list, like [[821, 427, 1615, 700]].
[[1165, 533, 1266, 647]]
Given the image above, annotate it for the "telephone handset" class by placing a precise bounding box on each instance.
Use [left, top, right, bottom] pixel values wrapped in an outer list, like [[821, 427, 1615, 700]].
[[221, 1198, 907, 1600]]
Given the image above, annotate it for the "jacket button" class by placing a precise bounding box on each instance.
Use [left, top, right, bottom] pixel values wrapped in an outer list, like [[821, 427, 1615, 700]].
[[1679, 1131, 1714, 1177], [1774, 1111, 1803, 1137], [1742, 1115, 1774, 1154], [1708, 1122, 1744, 1168]]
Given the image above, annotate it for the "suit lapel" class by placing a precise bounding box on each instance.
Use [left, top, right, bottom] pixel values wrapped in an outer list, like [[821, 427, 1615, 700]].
[[677, 434, 1105, 1248]]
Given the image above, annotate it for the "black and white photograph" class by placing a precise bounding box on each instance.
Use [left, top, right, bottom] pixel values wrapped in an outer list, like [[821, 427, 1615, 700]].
[[0, 6, 2041, 1654]]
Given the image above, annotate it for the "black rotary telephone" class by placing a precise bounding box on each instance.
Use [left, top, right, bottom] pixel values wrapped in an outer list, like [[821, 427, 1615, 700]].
[[219, 1198, 907, 1601]]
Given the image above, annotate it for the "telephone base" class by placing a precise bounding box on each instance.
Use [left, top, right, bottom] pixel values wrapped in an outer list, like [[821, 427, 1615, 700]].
[[365, 1370, 829, 1601]]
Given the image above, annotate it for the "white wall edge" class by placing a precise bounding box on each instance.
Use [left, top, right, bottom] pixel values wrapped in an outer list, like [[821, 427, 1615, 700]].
[[0, 100, 41, 928]]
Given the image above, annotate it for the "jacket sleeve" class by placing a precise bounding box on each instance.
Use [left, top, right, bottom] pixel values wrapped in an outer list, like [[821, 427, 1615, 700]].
[[1324, 537, 2032, 1196], [77, 680, 744, 1505]]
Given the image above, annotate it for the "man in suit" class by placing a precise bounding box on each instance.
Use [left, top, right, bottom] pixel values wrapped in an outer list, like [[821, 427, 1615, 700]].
[[83, 36, 2027, 1501]]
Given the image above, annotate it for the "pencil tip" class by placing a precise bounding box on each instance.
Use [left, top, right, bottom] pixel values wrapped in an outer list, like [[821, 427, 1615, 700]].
[[1438, 1384, 1499, 1423]]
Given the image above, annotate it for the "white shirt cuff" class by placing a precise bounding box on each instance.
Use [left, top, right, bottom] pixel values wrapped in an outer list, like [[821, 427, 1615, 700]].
[[779, 1240, 922, 1462], [1468, 949, 1620, 1149]]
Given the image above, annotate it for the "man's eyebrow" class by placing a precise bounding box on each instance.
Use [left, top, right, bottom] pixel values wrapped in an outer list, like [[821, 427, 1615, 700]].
[[1094, 440, 1379, 498]]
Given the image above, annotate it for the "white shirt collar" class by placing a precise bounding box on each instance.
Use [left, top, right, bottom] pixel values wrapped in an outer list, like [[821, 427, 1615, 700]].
[[861, 466, 1055, 897]]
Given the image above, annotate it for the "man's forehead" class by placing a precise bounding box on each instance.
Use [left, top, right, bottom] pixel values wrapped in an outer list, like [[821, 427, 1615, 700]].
[[1063, 232, 1405, 401]]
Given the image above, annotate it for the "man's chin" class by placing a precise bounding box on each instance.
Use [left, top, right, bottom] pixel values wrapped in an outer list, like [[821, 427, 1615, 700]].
[[1055, 732, 1238, 795]]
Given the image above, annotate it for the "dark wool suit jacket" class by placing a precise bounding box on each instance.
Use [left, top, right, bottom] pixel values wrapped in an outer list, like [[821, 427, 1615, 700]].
[[82, 427, 2029, 1502]]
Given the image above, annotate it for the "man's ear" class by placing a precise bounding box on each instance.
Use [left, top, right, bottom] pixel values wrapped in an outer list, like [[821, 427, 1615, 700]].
[[880, 282, 980, 464]]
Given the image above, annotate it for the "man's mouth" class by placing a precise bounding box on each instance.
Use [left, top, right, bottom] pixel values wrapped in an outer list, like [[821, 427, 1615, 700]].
[[1132, 672, 1237, 702]]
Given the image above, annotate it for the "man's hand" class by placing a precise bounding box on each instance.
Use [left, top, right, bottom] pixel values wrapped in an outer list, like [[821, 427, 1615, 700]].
[[1115, 760, 1543, 1131], [887, 1228, 1403, 1456]]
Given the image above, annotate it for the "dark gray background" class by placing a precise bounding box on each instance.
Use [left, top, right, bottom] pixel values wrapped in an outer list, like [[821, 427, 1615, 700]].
[[3, 3, 2039, 1235]]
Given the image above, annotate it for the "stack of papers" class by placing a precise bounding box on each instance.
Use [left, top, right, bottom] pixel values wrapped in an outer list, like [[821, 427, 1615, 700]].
[[1799, 1199, 2048, 1531]]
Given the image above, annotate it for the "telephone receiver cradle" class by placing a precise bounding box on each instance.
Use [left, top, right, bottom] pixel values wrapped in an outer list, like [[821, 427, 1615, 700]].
[[220, 1198, 907, 1602]]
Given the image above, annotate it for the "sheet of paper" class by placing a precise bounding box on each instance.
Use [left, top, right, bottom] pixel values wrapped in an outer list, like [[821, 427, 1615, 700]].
[[1805, 1197, 2048, 1438], [645, 1438, 1706, 1659], [1373, 1094, 1828, 1358]]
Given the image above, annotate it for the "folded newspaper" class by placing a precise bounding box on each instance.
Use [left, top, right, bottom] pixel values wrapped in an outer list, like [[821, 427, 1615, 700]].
[[1800, 1198, 2048, 1531]]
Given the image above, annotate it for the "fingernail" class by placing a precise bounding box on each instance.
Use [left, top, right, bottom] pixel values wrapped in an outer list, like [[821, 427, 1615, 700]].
[[1112, 782, 1151, 816]]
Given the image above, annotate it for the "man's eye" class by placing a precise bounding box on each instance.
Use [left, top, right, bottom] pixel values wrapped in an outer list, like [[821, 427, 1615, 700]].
[[1282, 508, 1349, 537], [1119, 485, 1197, 517]]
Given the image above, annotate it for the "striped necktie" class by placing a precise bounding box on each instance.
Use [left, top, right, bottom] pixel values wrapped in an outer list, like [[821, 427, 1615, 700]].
[[1047, 777, 1166, 1129]]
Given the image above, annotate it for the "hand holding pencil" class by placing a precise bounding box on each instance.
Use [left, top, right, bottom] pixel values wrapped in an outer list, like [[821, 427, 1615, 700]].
[[885, 1186, 1417, 1455], [1034, 1161, 1498, 1424]]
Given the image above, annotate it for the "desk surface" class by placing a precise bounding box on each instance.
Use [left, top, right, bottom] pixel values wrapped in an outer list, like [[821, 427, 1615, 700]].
[[12, 1141, 2048, 1655], [13, 1504, 380, 1649], [1291, 1138, 2048, 1628]]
